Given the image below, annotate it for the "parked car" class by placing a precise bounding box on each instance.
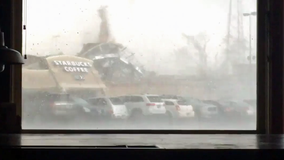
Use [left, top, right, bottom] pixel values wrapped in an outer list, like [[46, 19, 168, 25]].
[[163, 99, 195, 119], [161, 95, 184, 101], [181, 96, 218, 119], [218, 100, 255, 118], [244, 99, 256, 109], [71, 97, 100, 121], [203, 100, 240, 118], [23, 93, 80, 123], [161, 95, 218, 119], [87, 97, 129, 120], [118, 94, 167, 120]]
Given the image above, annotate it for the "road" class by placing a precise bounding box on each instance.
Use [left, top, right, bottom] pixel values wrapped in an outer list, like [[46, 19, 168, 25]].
[[23, 117, 256, 130]]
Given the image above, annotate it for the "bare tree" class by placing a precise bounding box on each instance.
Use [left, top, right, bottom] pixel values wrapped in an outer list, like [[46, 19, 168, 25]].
[[222, 29, 248, 60], [181, 32, 210, 77]]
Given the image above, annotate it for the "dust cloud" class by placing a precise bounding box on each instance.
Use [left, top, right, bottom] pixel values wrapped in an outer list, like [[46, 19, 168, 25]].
[[24, 0, 256, 74]]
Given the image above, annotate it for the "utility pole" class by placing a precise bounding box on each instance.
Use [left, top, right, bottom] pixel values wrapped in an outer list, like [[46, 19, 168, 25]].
[[243, 11, 257, 98], [243, 11, 256, 65], [237, 0, 245, 56], [226, 0, 232, 58], [224, 0, 232, 75]]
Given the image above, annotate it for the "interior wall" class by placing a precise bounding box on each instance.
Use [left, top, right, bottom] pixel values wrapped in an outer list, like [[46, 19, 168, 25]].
[[268, 0, 284, 134], [0, 0, 22, 132], [0, 0, 12, 102]]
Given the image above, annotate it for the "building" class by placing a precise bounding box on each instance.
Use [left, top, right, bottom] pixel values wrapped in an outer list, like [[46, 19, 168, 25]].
[[23, 54, 106, 98]]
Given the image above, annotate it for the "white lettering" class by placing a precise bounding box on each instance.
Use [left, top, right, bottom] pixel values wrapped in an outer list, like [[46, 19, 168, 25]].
[[87, 62, 92, 67], [63, 67, 89, 73], [54, 61, 60, 65], [78, 68, 83, 72], [83, 68, 89, 72], [53, 60, 93, 73], [64, 66, 70, 72], [53, 60, 92, 67], [62, 61, 67, 65]]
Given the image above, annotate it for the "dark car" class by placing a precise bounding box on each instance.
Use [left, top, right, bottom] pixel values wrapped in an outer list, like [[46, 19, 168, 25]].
[[23, 93, 79, 123], [217, 100, 255, 118], [244, 99, 256, 108], [71, 97, 100, 121], [203, 100, 239, 118]]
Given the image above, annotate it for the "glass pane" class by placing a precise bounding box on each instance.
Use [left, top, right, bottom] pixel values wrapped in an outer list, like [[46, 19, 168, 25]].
[[146, 96, 163, 103], [22, 0, 256, 130], [177, 101, 189, 105], [72, 97, 90, 107], [109, 97, 124, 105]]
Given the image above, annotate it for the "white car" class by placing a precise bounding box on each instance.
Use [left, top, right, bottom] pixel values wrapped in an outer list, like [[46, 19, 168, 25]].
[[87, 97, 129, 119], [163, 99, 195, 119], [161, 95, 218, 119], [118, 94, 167, 118]]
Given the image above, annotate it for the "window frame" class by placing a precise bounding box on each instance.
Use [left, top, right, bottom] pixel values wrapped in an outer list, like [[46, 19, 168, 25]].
[[12, 0, 266, 134]]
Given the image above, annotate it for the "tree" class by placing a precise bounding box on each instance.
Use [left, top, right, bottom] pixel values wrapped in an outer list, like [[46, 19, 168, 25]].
[[222, 34, 248, 63], [181, 32, 210, 77]]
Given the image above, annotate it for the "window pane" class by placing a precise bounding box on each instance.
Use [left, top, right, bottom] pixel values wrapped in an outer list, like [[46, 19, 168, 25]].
[[109, 97, 124, 105], [177, 101, 189, 105], [165, 101, 174, 105], [72, 97, 90, 107], [22, 0, 256, 130], [147, 96, 163, 103]]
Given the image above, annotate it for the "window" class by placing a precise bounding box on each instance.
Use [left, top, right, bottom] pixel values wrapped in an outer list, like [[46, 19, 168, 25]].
[[109, 97, 124, 105], [147, 96, 163, 103], [177, 100, 189, 105], [72, 97, 90, 107], [47, 94, 71, 102], [165, 101, 174, 106], [87, 98, 98, 106], [22, 0, 257, 130], [161, 95, 179, 100], [96, 98, 108, 106], [130, 96, 144, 103]]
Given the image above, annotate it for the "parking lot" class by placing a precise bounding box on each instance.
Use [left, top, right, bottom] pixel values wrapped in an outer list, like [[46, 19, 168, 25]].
[[23, 116, 255, 130]]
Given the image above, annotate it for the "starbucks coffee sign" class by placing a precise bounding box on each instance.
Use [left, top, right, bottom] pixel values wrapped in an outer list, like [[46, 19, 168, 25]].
[[53, 60, 92, 73]]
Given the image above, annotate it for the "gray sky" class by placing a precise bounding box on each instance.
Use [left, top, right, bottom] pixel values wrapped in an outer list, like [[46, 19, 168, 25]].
[[24, 0, 256, 74]]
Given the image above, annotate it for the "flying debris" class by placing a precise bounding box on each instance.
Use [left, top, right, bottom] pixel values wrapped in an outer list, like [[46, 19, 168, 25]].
[[77, 6, 146, 84]]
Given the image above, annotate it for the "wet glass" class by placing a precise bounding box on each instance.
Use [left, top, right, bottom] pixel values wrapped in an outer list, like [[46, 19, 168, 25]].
[[22, 0, 257, 130]]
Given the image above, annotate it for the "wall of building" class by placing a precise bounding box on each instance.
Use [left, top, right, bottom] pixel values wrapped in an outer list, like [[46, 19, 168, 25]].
[[105, 74, 256, 100]]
